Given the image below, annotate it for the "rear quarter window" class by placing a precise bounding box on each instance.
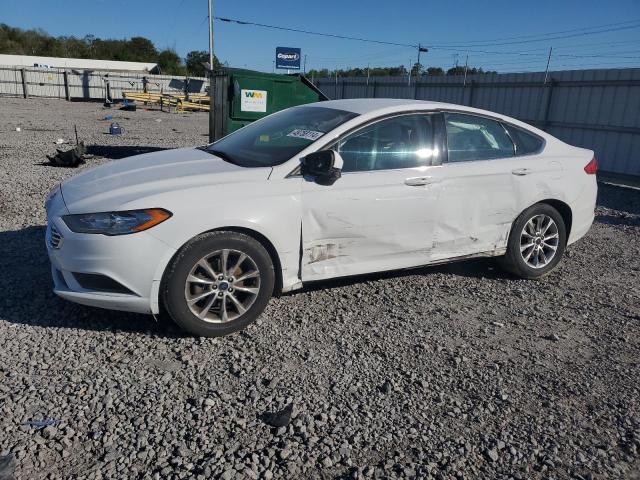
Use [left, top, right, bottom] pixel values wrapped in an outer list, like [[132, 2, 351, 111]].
[[504, 124, 544, 156]]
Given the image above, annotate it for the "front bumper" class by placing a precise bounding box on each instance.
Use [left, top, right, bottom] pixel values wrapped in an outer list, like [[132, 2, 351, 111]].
[[45, 212, 177, 315]]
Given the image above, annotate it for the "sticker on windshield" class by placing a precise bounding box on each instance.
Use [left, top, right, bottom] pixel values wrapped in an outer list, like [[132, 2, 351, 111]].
[[287, 129, 324, 141]]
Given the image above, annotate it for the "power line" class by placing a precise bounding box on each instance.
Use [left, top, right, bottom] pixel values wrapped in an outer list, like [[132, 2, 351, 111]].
[[508, 59, 640, 71], [309, 46, 408, 61], [216, 15, 640, 51], [215, 16, 417, 48], [532, 39, 640, 50], [429, 23, 640, 48], [428, 45, 640, 59], [428, 18, 640, 46]]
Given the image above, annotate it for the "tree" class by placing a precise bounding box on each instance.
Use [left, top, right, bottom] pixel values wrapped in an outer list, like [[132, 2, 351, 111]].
[[157, 49, 185, 75], [426, 67, 445, 76], [446, 66, 467, 76], [410, 62, 422, 76], [185, 50, 221, 76], [308, 65, 408, 78], [446, 66, 497, 76], [0, 24, 195, 76], [128, 37, 158, 62]]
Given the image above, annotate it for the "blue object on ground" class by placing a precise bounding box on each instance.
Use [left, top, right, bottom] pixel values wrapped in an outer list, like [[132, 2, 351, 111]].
[[109, 122, 124, 135]]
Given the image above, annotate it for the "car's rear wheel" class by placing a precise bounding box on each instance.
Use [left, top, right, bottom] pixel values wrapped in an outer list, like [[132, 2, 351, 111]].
[[499, 203, 567, 279], [162, 231, 275, 337]]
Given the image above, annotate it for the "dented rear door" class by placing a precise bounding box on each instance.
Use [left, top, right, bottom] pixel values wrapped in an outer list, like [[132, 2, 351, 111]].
[[430, 159, 520, 260], [430, 112, 558, 260]]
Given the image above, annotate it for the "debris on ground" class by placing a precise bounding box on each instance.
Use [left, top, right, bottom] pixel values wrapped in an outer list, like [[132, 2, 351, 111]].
[[109, 123, 124, 135], [260, 403, 294, 428], [22, 419, 57, 429], [120, 99, 137, 112], [46, 141, 86, 167]]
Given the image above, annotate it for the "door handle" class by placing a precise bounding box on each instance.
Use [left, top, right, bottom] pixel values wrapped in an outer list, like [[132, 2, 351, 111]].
[[511, 168, 533, 176], [404, 176, 438, 186]]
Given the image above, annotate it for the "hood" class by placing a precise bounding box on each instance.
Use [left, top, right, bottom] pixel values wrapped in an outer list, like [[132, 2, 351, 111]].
[[61, 147, 272, 213]]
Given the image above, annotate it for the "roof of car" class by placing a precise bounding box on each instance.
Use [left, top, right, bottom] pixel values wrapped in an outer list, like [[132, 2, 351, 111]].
[[307, 98, 452, 114], [303, 97, 556, 143]]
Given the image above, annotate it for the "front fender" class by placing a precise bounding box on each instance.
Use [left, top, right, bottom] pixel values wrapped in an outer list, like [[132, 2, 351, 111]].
[[128, 179, 303, 292]]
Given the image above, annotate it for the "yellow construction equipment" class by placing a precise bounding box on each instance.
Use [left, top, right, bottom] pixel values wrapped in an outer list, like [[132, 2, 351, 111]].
[[122, 91, 210, 112]]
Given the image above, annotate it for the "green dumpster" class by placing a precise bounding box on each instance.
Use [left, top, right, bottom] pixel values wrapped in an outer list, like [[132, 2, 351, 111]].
[[209, 68, 328, 142]]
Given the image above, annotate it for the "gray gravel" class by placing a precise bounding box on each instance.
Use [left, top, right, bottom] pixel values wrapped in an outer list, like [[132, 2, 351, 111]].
[[1, 97, 639, 480]]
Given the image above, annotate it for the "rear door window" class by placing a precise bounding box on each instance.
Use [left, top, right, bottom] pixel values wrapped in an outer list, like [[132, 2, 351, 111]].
[[445, 113, 515, 162]]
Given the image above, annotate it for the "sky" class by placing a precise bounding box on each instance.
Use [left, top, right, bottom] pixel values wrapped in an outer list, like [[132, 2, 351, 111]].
[[2, 0, 640, 73]]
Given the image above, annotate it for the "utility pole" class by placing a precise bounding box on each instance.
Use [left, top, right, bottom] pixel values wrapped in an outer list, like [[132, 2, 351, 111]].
[[208, 0, 215, 143], [366, 63, 370, 86], [303, 54, 307, 74], [543, 46, 553, 84], [408, 59, 411, 86], [208, 0, 214, 71], [463, 51, 469, 86]]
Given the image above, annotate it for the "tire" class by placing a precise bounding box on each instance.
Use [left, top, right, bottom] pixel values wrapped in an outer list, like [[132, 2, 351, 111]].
[[161, 231, 275, 337], [499, 203, 567, 279]]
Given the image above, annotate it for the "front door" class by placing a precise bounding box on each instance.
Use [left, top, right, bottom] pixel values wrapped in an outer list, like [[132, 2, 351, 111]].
[[300, 113, 444, 281]]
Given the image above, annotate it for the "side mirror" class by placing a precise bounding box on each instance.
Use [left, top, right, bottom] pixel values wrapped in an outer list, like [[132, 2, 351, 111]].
[[300, 150, 343, 186]]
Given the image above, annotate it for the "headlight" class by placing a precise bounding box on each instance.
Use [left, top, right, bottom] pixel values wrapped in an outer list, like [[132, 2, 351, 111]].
[[62, 209, 172, 235]]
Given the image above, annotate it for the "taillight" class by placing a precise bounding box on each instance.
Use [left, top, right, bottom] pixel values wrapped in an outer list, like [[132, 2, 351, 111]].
[[584, 157, 597, 175]]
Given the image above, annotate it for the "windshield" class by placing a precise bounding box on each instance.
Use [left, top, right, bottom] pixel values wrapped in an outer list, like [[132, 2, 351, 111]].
[[206, 106, 358, 167]]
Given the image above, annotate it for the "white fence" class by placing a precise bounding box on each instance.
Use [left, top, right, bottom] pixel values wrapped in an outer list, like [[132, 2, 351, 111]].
[[0, 66, 206, 101]]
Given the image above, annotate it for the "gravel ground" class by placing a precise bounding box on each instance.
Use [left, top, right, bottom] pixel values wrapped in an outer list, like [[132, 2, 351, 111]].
[[0, 97, 639, 480]]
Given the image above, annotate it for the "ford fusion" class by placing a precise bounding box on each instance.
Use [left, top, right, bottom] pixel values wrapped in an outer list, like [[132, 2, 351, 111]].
[[45, 99, 597, 336]]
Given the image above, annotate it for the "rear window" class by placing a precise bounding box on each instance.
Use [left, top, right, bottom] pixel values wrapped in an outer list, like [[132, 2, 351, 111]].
[[504, 124, 544, 156]]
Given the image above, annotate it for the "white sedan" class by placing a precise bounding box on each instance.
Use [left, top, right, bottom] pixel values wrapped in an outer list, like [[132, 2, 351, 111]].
[[45, 99, 597, 336]]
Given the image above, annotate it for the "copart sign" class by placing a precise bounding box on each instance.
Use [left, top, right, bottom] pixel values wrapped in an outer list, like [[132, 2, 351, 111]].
[[275, 47, 301, 70]]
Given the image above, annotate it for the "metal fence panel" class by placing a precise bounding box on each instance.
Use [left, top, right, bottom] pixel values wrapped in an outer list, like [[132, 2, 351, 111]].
[[315, 68, 640, 176], [0, 66, 207, 101], [0, 67, 22, 96], [26, 68, 65, 98]]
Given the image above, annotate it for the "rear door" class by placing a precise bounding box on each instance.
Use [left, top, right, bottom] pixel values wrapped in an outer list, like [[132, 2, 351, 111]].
[[301, 112, 444, 281], [430, 112, 556, 260]]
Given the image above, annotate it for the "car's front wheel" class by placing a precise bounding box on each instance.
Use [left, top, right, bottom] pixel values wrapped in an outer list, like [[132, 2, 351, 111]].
[[162, 231, 275, 337], [500, 203, 567, 279]]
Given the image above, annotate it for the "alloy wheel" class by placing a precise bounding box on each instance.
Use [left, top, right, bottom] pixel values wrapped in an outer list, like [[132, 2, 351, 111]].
[[519, 214, 560, 269], [184, 249, 261, 323]]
